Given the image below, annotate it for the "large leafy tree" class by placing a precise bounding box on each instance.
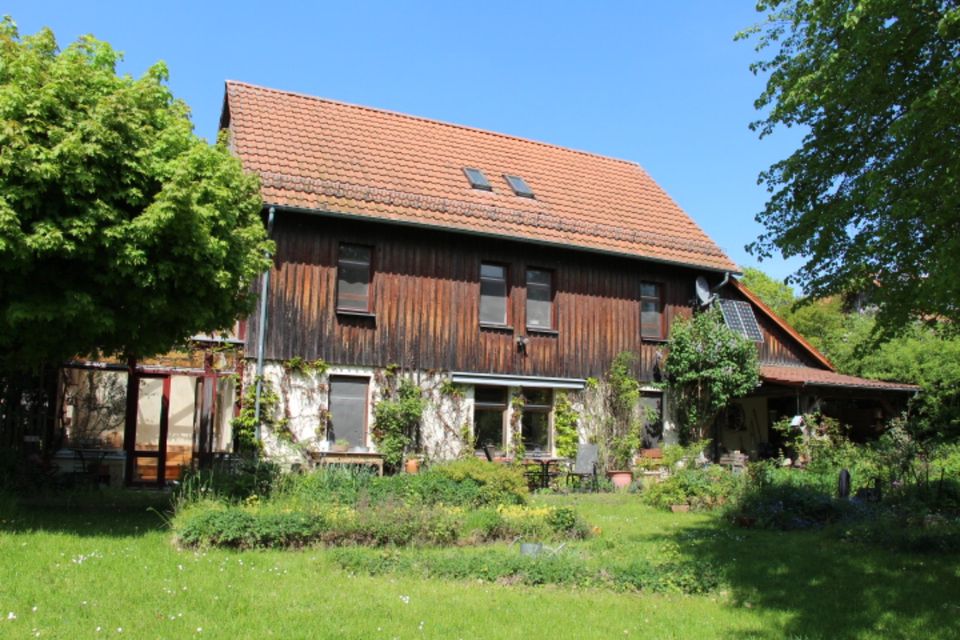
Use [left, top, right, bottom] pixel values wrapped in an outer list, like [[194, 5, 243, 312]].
[[0, 20, 270, 372], [741, 1, 960, 333]]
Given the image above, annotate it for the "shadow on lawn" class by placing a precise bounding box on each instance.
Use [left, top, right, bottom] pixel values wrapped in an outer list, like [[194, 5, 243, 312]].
[[0, 489, 172, 538], [656, 517, 960, 640]]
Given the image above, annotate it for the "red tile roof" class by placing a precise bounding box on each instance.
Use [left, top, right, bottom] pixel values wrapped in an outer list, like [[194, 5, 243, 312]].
[[761, 365, 918, 392], [223, 81, 738, 272]]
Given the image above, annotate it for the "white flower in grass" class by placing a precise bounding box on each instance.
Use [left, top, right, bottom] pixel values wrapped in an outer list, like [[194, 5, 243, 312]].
[[8, 612, 16, 620], [399, 595, 410, 604], [197, 628, 202, 633]]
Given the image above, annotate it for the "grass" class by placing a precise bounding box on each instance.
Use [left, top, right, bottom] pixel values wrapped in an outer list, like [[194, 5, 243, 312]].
[[2, 490, 959, 639]]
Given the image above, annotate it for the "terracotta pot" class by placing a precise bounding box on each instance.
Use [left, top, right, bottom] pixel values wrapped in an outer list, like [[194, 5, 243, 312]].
[[606, 470, 633, 489], [404, 458, 420, 474]]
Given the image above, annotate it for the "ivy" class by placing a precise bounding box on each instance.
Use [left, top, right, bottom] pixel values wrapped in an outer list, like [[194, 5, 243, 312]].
[[509, 392, 526, 460], [283, 357, 329, 376], [372, 376, 425, 473], [231, 377, 284, 454], [664, 307, 760, 445], [597, 352, 644, 472], [553, 391, 580, 459]]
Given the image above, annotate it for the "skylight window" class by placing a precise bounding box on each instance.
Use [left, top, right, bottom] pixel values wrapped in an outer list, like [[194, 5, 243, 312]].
[[504, 175, 535, 198], [718, 299, 764, 342], [463, 167, 492, 191]]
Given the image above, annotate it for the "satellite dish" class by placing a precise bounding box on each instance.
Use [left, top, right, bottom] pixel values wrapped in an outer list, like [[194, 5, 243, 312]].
[[695, 276, 713, 307]]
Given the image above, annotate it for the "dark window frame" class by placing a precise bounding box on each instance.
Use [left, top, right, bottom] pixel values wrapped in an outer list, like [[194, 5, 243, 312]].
[[640, 281, 665, 340], [336, 242, 374, 315], [525, 267, 556, 332], [479, 261, 511, 328]]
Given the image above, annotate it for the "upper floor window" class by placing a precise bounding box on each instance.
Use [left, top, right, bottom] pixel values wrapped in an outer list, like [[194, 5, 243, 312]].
[[480, 263, 508, 325], [337, 244, 372, 312], [640, 282, 663, 339], [526, 268, 554, 330]]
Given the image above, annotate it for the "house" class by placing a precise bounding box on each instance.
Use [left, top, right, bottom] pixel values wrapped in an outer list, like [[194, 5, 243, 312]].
[[215, 81, 915, 465], [51, 81, 916, 484]]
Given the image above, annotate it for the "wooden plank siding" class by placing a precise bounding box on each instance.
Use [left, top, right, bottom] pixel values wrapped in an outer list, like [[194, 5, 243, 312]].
[[246, 212, 814, 380]]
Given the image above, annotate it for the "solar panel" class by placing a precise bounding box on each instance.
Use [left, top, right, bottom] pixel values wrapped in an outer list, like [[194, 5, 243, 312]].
[[504, 174, 535, 198], [463, 167, 492, 190], [718, 299, 764, 342]]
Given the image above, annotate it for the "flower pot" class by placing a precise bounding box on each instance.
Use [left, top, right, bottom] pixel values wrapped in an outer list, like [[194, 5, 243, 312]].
[[404, 458, 420, 474], [606, 470, 633, 490], [331, 443, 349, 453], [671, 504, 691, 513]]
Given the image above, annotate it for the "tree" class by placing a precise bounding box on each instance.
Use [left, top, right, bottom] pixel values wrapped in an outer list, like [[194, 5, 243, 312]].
[[664, 308, 760, 445], [739, 267, 796, 317], [0, 20, 270, 372], [741, 1, 960, 334]]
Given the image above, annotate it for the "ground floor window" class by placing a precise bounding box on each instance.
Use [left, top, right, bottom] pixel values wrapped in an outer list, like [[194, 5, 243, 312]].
[[328, 376, 369, 448], [640, 392, 663, 449], [521, 388, 552, 453], [474, 387, 507, 452]]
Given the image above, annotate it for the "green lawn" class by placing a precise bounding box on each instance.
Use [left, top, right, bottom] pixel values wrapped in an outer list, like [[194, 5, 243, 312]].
[[1, 492, 958, 639]]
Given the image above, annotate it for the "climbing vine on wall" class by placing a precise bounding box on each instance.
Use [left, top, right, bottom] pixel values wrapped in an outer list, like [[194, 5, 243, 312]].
[[372, 366, 425, 473], [553, 391, 580, 459]]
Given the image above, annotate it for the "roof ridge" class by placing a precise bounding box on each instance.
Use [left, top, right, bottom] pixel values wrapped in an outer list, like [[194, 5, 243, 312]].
[[224, 80, 642, 169]]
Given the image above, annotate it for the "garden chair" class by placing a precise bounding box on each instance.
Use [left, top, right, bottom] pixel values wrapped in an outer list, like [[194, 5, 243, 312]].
[[567, 443, 599, 492]]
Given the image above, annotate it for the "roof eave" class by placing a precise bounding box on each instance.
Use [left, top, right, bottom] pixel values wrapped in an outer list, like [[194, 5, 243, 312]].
[[265, 202, 739, 274]]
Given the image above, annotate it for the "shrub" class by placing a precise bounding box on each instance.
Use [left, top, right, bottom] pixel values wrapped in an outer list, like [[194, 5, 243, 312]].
[[428, 457, 528, 506], [728, 482, 852, 530], [642, 465, 743, 510], [175, 504, 260, 548]]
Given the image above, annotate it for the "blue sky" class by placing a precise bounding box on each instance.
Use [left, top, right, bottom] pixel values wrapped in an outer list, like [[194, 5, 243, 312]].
[[8, 1, 806, 284]]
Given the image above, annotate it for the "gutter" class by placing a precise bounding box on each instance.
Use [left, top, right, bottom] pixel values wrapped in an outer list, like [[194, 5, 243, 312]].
[[253, 206, 276, 444]]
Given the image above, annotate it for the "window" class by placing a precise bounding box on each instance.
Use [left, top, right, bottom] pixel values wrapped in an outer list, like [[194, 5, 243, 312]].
[[521, 388, 552, 452], [337, 244, 372, 312], [463, 167, 492, 191], [474, 387, 507, 451], [504, 174, 535, 198], [640, 282, 663, 339], [328, 377, 369, 448], [526, 269, 554, 330], [639, 393, 663, 449], [718, 299, 764, 342], [480, 263, 508, 325]]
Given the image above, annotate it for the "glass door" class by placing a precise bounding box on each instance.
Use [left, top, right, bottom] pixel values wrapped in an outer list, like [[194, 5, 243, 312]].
[[129, 375, 170, 485]]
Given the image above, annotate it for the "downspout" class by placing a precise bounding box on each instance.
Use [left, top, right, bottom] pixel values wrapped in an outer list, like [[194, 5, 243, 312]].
[[711, 271, 731, 298], [253, 206, 276, 446]]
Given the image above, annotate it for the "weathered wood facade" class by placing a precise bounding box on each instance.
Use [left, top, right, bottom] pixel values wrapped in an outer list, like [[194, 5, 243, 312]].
[[246, 211, 820, 380]]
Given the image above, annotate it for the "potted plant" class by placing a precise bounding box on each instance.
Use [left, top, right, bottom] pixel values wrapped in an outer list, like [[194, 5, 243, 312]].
[[331, 438, 350, 453]]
